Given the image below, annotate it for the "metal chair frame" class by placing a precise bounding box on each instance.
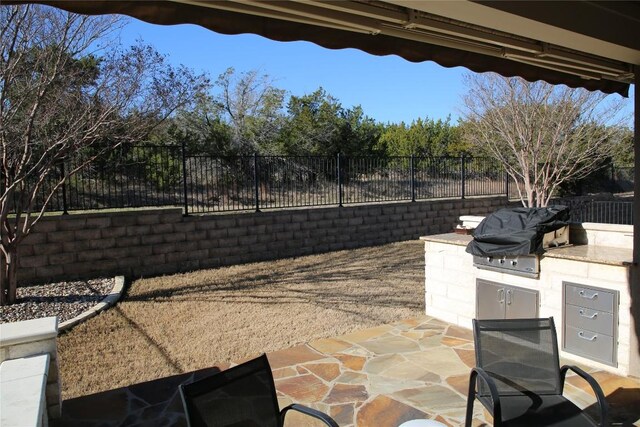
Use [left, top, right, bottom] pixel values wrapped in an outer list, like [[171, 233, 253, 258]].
[[464, 317, 608, 427], [180, 354, 338, 427]]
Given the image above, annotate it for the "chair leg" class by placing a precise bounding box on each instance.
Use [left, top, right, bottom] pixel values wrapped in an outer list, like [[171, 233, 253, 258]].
[[465, 371, 477, 427], [465, 400, 475, 427]]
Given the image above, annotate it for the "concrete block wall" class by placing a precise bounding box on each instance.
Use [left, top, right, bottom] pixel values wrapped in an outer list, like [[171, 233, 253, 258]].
[[17, 197, 508, 284]]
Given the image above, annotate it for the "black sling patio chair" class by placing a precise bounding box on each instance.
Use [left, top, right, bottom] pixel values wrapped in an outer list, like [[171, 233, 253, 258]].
[[464, 317, 608, 427], [179, 353, 339, 427]]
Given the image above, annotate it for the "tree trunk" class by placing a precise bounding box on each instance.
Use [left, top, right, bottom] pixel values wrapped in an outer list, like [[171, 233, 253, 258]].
[[525, 186, 535, 208], [0, 248, 18, 306]]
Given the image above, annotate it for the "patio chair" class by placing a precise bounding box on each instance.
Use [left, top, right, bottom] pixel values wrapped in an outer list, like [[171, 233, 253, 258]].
[[464, 317, 608, 427], [179, 353, 339, 427]]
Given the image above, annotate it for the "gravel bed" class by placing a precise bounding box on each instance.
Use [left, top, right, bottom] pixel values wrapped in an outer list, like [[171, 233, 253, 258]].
[[0, 278, 115, 324]]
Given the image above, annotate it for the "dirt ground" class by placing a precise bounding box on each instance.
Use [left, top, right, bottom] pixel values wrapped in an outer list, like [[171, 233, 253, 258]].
[[58, 240, 425, 399]]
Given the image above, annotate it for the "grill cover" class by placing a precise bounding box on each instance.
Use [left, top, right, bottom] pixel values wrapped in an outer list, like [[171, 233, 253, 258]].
[[466, 206, 569, 256]]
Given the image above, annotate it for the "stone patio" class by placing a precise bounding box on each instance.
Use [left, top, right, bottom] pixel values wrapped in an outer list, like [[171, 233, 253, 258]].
[[54, 316, 640, 426]]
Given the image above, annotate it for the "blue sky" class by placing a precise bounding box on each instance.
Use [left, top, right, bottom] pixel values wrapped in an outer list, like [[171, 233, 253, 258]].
[[118, 17, 633, 126]]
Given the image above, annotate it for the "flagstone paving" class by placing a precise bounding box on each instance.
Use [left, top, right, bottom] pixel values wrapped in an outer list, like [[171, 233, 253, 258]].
[[54, 315, 640, 426], [272, 316, 486, 426], [275, 316, 640, 426]]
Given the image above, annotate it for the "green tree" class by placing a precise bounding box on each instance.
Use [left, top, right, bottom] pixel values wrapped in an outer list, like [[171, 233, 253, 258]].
[[337, 105, 383, 156], [278, 88, 381, 156], [278, 88, 343, 155], [610, 126, 634, 166], [376, 116, 465, 157]]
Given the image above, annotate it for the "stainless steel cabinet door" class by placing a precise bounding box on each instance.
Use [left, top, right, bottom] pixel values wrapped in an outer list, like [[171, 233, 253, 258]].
[[476, 279, 506, 319], [505, 286, 539, 318], [476, 279, 539, 319]]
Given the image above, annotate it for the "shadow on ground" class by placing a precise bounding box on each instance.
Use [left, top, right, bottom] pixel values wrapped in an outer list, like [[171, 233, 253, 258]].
[[53, 366, 224, 427]]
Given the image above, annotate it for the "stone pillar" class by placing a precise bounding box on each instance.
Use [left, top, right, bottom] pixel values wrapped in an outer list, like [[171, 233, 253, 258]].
[[0, 317, 61, 419]]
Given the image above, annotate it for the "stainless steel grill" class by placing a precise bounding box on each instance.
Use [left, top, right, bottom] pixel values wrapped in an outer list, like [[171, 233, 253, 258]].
[[467, 206, 571, 280], [473, 254, 539, 278], [472, 226, 569, 278]]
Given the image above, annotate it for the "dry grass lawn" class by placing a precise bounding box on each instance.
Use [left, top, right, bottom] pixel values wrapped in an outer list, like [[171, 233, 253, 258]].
[[58, 240, 425, 399]]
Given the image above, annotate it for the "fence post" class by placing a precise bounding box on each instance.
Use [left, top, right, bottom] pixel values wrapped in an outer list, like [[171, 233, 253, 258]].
[[60, 162, 69, 215], [461, 155, 466, 199], [337, 153, 343, 207], [505, 167, 510, 199], [254, 152, 260, 212], [181, 140, 189, 216], [410, 155, 416, 202]]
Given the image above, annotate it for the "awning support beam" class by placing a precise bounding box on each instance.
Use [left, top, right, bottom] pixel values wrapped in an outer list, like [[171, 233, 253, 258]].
[[633, 76, 640, 375]]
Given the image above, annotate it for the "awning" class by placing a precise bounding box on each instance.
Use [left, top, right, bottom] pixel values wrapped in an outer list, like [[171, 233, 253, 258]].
[[5, 0, 634, 97]]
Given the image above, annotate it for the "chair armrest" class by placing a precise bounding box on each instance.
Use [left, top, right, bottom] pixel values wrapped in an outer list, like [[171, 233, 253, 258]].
[[560, 365, 608, 427], [280, 403, 339, 427], [466, 367, 502, 427]]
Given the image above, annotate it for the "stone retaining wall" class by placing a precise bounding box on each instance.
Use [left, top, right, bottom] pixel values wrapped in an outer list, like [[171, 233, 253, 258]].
[[18, 197, 509, 283]]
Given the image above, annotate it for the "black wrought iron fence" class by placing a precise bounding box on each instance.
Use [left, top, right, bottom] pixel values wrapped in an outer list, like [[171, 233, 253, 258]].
[[182, 154, 508, 213], [553, 198, 634, 225], [505, 170, 635, 203], [259, 155, 338, 209], [19, 144, 632, 217], [19, 145, 184, 213], [342, 156, 411, 204], [184, 155, 255, 213], [413, 156, 461, 199]]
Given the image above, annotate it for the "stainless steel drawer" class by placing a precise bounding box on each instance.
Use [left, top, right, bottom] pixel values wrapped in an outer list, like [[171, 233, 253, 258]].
[[565, 304, 615, 335], [565, 283, 615, 312], [564, 325, 614, 365]]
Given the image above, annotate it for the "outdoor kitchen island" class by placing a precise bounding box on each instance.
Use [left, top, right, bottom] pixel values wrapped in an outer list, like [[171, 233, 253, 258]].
[[421, 222, 639, 378]]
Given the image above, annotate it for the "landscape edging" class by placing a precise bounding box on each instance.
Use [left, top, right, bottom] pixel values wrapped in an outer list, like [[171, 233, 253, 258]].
[[58, 276, 125, 333]]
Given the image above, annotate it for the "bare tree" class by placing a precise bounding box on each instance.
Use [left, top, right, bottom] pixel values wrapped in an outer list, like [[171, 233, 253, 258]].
[[461, 73, 628, 207], [215, 67, 285, 154], [0, 5, 208, 305]]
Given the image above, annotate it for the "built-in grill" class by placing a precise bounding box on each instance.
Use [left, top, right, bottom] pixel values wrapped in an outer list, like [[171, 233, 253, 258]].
[[473, 254, 540, 277], [466, 206, 570, 278]]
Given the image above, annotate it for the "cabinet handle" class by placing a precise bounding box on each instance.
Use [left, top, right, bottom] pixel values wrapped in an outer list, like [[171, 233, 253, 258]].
[[578, 331, 597, 341], [579, 309, 598, 319], [498, 289, 504, 304], [578, 290, 598, 300], [506, 289, 512, 305]]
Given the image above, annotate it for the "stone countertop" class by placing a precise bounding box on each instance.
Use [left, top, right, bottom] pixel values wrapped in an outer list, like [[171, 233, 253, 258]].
[[420, 233, 632, 266], [543, 244, 632, 266], [420, 233, 472, 246]]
